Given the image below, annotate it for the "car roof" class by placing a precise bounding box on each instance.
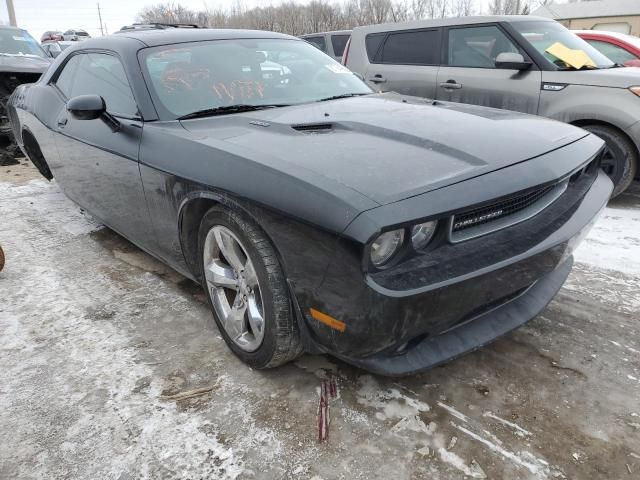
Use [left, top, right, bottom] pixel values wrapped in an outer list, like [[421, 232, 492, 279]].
[[0, 25, 25, 32], [352, 15, 553, 34], [301, 30, 352, 37], [573, 29, 633, 40], [112, 28, 297, 47]]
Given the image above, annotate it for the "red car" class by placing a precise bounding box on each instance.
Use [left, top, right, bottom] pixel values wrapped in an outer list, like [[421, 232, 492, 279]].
[[40, 31, 63, 43], [574, 30, 640, 67]]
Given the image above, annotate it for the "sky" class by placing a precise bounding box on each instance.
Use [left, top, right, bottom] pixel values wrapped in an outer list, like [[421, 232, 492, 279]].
[[0, 0, 261, 39], [0, 0, 502, 41]]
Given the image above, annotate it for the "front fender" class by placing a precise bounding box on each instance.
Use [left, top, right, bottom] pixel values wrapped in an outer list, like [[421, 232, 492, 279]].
[[539, 84, 640, 130]]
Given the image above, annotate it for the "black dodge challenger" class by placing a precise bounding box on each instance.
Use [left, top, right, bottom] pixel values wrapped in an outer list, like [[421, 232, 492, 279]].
[[9, 29, 612, 376]]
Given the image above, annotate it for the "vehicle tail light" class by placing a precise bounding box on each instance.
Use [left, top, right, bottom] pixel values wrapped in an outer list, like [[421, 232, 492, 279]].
[[341, 38, 351, 66]]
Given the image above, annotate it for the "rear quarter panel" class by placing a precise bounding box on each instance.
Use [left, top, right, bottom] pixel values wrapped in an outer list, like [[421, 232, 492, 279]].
[[10, 83, 62, 171], [344, 29, 370, 78]]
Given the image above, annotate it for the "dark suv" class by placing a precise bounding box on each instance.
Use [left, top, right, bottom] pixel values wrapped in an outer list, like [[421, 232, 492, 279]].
[[345, 15, 640, 196]]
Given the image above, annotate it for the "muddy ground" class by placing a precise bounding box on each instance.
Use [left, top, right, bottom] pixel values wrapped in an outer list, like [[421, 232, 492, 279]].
[[1, 162, 639, 479]]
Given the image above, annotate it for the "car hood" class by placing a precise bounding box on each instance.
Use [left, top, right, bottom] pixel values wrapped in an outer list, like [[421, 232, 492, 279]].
[[544, 66, 640, 88], [0, 54, 51, 74], [180, 93, 589, 205]]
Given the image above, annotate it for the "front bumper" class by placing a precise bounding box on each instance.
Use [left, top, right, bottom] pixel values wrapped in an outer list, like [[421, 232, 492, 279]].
[[301, 168, 612, 376], [337, 256, 573, 376]]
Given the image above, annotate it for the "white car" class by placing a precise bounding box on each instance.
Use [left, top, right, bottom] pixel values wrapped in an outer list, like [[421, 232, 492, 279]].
[[62, 29, 91, 41]]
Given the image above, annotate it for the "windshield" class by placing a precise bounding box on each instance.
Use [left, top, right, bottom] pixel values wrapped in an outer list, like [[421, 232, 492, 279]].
[[141, 38, 372, 117], [512, 21, 614, 69], [0, 29, 47, 58]]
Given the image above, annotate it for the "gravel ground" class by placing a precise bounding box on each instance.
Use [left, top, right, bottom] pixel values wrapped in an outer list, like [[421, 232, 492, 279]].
[[1, 162, 639, 480]]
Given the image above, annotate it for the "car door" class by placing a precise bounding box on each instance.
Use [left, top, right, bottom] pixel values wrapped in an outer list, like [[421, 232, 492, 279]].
[[363, 28, 441, 99], [50, 51, 154, 249], [436, 24, 541, 114]]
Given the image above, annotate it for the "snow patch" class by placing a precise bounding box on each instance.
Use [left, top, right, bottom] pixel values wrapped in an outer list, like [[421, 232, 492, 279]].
[[356, 375, 430, 420], [574, 206, 640, 275]]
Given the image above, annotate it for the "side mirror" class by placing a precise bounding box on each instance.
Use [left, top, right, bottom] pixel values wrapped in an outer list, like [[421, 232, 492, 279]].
[[495, 52, 532, 70], [67, 94, 105, 120]]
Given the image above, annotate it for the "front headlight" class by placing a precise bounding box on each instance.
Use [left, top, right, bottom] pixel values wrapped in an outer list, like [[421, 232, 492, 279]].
[[411, 221, 437, 250], [370, 229, 404, 266]]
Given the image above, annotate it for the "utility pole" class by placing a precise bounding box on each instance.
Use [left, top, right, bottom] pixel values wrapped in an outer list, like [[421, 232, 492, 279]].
[[97, 2, 104, 36], [6, 0, 17, 26]]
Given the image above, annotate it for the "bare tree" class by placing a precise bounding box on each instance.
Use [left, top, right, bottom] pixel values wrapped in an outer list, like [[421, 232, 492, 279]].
[[489, 0, 532, 15], [138, 0, 489, 35], [451, 0, 473, 17], [137, 2, 199, 24]]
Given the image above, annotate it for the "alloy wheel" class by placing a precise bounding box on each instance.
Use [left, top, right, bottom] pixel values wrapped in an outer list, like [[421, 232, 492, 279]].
[[600, 147, 618, 179], [203, 225, 265, 352]]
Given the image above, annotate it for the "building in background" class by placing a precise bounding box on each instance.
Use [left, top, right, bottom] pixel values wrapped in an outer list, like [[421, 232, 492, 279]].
[[532, 0, 640, 36]]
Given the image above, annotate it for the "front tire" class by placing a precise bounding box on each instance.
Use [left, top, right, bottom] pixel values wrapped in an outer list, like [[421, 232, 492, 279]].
[[583, 124, 637, 197], [198, 205, 302, 369]]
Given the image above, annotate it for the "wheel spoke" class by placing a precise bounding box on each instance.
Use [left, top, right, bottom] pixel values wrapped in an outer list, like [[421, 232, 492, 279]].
[[244, 260, 258, 288], [601, 157, 616, 169], [225, 303, 247, 340], [246, 293, 264, 337], [205, 260, 237, 289], [214, 229, 246, 271]]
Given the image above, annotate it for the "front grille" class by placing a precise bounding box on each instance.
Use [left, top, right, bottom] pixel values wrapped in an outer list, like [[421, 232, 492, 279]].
[[450, 179, 568, 242], [453, 184, 555, 233]]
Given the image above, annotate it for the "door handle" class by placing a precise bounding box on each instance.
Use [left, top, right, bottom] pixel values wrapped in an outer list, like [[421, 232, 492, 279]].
[[367, 75, 387, 84], [439, 80, 462, 90]]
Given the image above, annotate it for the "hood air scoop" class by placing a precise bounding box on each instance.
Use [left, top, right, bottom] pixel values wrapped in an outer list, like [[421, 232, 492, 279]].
[[291, 123, 333, 134]]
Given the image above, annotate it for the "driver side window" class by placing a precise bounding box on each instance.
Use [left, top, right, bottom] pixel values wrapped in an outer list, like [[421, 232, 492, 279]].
[[53, 53, 138, 117], [448, 26, 520, 68]]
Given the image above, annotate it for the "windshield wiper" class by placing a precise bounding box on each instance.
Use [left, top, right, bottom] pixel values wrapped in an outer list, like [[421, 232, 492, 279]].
[[315, 93, 370, 103], [177, 104, 289, 120]]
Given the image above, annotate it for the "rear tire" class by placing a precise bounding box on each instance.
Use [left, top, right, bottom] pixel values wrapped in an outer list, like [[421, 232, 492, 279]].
[[198, 205, 302, 369], [583, 124, 637, 197]]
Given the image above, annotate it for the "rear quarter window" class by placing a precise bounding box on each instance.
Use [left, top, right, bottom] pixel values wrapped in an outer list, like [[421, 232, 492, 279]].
[[365, 33, 386, 62], [330, 34, 350, 57], [375, 29, 440, 65], [304, 36, 327, 53]]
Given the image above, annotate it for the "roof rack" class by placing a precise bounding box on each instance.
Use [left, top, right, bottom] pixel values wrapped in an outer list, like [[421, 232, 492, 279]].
[[118, 23, 200, 31]]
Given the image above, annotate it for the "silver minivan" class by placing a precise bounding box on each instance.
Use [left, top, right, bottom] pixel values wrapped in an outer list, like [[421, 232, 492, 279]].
[[345, 15, 640, 196]]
